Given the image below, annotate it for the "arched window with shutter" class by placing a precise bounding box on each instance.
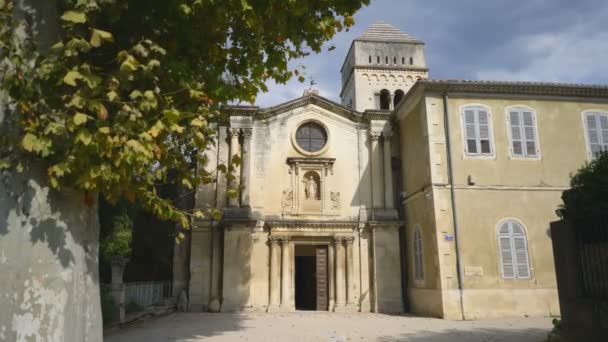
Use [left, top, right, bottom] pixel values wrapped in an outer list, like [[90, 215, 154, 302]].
[[413, 225, 424, 281], [497, 219, 531, 279]]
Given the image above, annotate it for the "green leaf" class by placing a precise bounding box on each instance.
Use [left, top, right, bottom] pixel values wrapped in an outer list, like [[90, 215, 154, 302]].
[[61, 10, 87, 24], [73, 113, 89, 125], [211, 209, 223, 220], [0, 159, 10, 170], [63, 71, 83, 86], [98, 127, 110, 134], [90, 29, 114, 48], [22, 133, 37, 152], [179, 4, 192, 15]]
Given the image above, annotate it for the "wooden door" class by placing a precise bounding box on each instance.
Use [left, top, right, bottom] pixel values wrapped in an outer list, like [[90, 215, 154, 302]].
[[315, 246, 328, 310]]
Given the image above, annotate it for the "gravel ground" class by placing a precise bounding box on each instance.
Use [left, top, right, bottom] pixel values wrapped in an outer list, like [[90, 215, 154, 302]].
[[104, 312, 552, 342]]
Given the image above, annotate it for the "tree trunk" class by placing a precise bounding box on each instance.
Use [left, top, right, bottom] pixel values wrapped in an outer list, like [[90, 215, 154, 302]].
[[0, 165, 103, 341]]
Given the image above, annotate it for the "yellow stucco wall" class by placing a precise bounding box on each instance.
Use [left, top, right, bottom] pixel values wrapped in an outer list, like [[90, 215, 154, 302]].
[[397, 92, 608, 319]]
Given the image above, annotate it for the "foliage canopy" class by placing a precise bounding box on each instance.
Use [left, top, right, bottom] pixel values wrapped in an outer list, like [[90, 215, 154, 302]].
[[562, 151, 608, 227], [0, 0, 369, 227]]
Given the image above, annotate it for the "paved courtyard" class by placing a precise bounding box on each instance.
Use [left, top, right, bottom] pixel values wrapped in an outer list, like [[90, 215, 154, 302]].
[[104, 312, 553, 342]]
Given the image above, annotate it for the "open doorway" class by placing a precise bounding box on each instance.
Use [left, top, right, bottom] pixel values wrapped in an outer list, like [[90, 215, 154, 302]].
[[295, 245, 328, 311]]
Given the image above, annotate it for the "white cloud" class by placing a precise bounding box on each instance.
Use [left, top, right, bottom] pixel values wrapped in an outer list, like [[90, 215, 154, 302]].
[[474, 28, 608, 83]]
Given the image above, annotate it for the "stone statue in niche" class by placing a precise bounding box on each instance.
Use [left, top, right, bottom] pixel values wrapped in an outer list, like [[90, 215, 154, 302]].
[[305, 176, 318, 200], [302, 171, 321, 201], [330, 191, 341, 210]]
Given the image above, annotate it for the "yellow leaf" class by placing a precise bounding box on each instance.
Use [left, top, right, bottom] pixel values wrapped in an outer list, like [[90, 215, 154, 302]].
[[107, 90, 119, 101], [63, 70, 83, 86], [181, 179, 193, 189], [22, 133, 37, 152], [73, 113, 89, 125], [90, 29, 113, 48], [98, 127, 110, 134], [149, 121, 164, 138], [193, 210, 205, 219], [61, 10, 86, 24]]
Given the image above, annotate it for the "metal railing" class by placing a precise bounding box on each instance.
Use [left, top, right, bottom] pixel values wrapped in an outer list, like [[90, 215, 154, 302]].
[[124, 281, 172, 307]]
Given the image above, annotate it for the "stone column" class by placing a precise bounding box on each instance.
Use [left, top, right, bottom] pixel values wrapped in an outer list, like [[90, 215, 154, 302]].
[[240, 128, 252, 207], [383, 132, 394, 209], [334, 237, 346, 311], [208, 225, 222, 312], [345, 237, 355, 308], [328, 241, 335, 310], [280, 237, 291, 309], [370, 132, 384, 209], [228, 127, 240, 207], [268, 236, 281, 310]]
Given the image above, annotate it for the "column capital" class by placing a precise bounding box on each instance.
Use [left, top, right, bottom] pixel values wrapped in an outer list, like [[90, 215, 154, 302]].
[[278, 236, 291, 245], [241, 128, 253, 139], [269, 236, 281, 244], [228, 127, 240, 137], [343, 237, 355, 246], [369, 132, 381, 141]]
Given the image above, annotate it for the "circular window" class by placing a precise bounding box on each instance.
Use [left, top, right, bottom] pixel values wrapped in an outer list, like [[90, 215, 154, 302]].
[[295, 122, 328, 153]]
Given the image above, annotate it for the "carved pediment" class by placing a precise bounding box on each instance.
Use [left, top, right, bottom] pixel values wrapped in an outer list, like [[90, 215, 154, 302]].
[[287, 157, 335, 176]]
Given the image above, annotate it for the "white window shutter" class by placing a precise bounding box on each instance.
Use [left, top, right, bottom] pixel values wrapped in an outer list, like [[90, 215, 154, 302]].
[[513, 236, 531, 278], [509, 111, 523, 156], [586, 113, 601, 158], [464, 110, 477, 154], [499, 236, 515, 279], [522, 111, 537, 156]]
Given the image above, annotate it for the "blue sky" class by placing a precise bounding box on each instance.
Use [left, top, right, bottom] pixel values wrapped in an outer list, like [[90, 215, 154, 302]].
[[255, 0, 608, 107]]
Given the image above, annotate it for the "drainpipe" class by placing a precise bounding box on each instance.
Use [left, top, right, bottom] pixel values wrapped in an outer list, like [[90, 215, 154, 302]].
[[442, 93, 466, 320]]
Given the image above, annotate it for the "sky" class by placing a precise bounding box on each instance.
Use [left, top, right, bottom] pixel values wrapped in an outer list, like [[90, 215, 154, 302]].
[[255, 0, 608, 107]]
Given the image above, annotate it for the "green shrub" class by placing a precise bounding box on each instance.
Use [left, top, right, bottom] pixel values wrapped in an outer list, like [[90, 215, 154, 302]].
[[101, 212, 133, 260], [562, 151, 608, 227]]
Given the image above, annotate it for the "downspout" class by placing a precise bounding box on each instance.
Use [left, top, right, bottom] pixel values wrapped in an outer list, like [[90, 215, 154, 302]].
[[442, 93, 466, 320]]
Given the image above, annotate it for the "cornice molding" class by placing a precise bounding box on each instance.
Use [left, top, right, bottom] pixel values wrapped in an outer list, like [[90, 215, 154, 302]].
[[267, 220, 357, 231], [224, 95, 364, 124]]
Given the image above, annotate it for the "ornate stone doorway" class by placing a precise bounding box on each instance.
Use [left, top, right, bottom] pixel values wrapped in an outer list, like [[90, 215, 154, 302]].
[[295, 245, 328, 311]]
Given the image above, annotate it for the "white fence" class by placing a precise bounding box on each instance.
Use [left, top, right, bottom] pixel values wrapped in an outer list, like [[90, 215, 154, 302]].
[[124, 281, 172, 307]]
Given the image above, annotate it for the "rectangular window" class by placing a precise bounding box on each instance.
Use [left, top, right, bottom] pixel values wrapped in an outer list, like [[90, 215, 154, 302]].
[[463, 106, 493, 156], [509, 108, 538, 158], [585, 112, 608, 159]]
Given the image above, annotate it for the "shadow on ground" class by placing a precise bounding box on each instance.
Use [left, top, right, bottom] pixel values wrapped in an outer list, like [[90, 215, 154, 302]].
[[104, 313, 248, 342], [378, 327, 549, 342]]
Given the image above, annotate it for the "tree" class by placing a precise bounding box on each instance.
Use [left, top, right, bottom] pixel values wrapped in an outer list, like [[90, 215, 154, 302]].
[[0, 0, 369, 340], [562, 151, 608, 228]]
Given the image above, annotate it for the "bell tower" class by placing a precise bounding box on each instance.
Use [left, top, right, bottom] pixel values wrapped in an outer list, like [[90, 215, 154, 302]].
[[340, 21, 429, 112]]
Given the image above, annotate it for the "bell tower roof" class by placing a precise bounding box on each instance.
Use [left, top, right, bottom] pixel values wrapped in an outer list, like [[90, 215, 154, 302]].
[[355, 21, 422, 43]]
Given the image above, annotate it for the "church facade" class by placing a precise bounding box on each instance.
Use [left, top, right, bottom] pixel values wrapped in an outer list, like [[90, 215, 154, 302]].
[[187, 22, 608, 319]]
